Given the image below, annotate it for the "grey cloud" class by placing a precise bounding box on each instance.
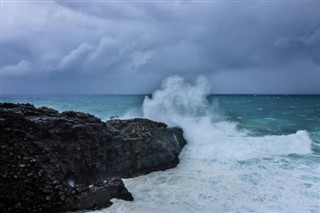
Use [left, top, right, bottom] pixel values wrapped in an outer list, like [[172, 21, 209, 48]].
[[2, 1, 320, 94], [2, 41, 33, 67], [274, 25, 320, 64], [124, 51, 154, 71], [58, 43, 95, 70], [210, 59, 320, 94], [2, 60, 33, 77], [87, 37, 122, 64]]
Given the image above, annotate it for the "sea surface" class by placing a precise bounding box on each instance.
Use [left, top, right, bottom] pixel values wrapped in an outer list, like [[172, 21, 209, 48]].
[[2, 76, 320, 213]]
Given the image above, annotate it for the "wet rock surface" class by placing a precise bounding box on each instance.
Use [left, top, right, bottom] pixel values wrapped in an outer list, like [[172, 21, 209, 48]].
[[0, 103, 186, 212]]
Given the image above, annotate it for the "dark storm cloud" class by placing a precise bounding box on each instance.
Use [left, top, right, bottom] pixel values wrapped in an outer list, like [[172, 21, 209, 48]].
[[1, 1, 320, 94], [274, 24, 320, 64]]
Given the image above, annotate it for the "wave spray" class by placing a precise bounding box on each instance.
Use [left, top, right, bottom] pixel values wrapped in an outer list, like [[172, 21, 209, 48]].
[[107, 76, 319, 213]]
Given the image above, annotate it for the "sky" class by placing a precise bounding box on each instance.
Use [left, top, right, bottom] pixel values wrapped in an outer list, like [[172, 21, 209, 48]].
[[1, 0, 320, 94]]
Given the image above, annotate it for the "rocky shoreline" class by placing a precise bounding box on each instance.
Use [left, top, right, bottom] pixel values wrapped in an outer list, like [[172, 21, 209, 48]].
[[0, 103, 186, 212]]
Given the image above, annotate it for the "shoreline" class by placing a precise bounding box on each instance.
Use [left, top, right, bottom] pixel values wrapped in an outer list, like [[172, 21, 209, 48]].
[[0, 103, 186, 212]]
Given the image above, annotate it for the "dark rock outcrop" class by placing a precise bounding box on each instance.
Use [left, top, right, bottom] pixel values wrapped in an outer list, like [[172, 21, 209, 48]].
[[0, 103, 186, 212]]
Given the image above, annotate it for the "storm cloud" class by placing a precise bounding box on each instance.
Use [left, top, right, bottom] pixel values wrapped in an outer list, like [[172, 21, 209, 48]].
[[1, 1, 320, 94]]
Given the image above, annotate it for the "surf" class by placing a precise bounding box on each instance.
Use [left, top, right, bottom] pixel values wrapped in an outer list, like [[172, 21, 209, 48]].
[[105, 76, 318, 213], [143, 75, 313, 160]]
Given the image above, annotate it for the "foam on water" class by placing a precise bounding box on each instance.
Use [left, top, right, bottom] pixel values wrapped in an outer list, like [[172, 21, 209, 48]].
[[143, 75, 312, 161], [96, 76, 319, 213]]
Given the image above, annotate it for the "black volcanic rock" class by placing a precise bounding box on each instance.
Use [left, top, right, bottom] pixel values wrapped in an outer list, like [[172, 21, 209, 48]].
[[0, 103, 186, 212]]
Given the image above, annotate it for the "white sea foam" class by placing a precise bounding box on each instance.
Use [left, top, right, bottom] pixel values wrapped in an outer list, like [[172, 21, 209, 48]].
[[96, 76, 319, 213], [143, 75, 312, 161]]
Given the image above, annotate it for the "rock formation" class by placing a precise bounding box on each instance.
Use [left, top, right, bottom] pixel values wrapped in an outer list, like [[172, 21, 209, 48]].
[[0, 103, 186, 212]]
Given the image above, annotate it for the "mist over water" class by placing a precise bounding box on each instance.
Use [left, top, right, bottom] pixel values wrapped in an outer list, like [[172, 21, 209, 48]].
[[103, 76, 319, 213]]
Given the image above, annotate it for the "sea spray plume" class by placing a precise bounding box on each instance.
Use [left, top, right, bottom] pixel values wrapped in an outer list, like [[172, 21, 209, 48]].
[[143, 75, 312, 160], [143, 75, 211, 126], [112, 82, 317, 212], [142, 75, 241, 152]]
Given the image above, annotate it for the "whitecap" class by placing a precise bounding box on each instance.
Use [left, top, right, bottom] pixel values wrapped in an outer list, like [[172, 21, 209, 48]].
[[101, 76, 318, 213]]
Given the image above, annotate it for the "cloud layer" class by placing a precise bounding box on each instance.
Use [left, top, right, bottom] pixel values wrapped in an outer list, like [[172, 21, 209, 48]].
[[1, 1, 320, 94]]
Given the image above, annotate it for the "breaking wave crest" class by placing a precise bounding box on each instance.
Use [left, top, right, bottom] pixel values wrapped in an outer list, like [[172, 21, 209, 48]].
[[105, 76, 318, 213], [143, 75, 312, 160]]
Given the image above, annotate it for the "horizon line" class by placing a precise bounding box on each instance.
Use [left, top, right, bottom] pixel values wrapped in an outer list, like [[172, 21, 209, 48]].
[[1, 93, 319, 96]]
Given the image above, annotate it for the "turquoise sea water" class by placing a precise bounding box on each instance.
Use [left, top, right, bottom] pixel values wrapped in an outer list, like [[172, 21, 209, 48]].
[[2, 94, 320, 145], [2, 91, 320, 213]]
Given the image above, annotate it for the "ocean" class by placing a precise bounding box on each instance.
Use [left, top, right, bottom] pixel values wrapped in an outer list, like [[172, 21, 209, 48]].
[[2, 76, 320, 213]]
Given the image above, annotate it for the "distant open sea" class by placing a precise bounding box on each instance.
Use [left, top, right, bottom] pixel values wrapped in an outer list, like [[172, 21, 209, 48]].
[[2, 92, 320, 213]]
